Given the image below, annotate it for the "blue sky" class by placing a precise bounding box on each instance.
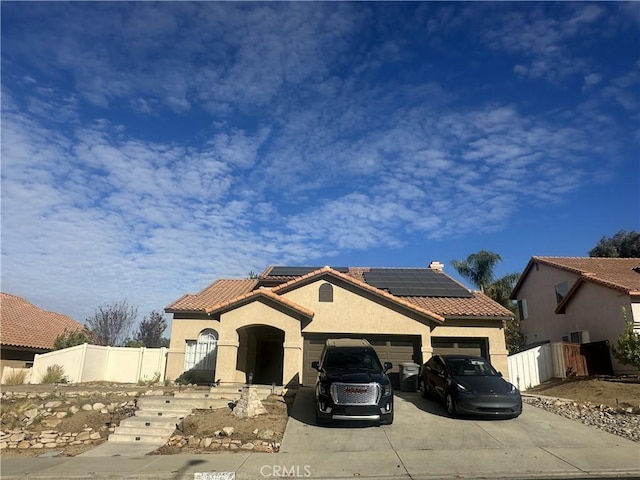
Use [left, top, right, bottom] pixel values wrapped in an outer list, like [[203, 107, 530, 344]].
[[2, 2, 639, 330]]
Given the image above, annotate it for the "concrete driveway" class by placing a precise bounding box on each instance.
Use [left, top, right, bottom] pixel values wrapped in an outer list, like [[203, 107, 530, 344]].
[[279, 387, 640, 478]]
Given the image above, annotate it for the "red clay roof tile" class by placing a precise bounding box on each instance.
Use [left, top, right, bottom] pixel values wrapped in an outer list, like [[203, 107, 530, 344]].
[[0, 293, 84, 350], [512, 257, 640, 299], [166, 266, 512, 319]]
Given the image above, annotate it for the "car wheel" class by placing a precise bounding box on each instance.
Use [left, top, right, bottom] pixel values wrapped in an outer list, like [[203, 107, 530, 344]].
[[419, 379, 428, 398], [445, 392, 457, 417]]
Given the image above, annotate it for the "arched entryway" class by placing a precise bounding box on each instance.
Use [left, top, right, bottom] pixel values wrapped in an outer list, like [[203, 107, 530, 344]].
[[236, 325, 284, 385]]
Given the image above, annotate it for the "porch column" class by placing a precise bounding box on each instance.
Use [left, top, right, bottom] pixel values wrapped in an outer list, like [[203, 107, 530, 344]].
[[215, 339, 240, 384], [420, 332, 433, 364], [282, 338, 303, 388]]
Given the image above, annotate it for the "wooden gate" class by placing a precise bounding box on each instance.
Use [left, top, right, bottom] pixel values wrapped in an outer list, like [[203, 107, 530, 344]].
[[563, 343, 588, 376]]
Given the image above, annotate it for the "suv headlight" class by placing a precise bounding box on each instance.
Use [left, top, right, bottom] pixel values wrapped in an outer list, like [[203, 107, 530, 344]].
[[381, 384, 392, 396], [507, 383, 519, 394], [318, 383, 328, 395]]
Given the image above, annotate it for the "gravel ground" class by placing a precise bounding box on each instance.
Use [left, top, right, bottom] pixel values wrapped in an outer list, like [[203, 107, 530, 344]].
[[523, 395, 640, 443]]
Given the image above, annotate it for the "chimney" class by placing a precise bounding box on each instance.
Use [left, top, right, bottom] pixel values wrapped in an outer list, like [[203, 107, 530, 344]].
[[429, 261, 444, 271]]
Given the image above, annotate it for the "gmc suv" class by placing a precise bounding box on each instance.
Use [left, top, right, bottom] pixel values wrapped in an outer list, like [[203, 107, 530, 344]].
[[311, 338, 394, 425]]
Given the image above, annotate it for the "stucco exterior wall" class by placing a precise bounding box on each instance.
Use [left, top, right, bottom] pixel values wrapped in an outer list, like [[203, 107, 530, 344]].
[[217, 300, 303, 385], [514, 262, 638, 375], [166, 315, 220, 381], [515, 263, 581, 344], [166, 276, 512, 384]]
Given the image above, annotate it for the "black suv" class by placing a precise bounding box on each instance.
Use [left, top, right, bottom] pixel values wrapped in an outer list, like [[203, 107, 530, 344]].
[[311, 338, 394, 425]]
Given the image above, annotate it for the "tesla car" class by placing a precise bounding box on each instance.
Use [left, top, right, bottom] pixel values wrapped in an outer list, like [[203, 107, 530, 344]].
[[419, 354, 522, 418]]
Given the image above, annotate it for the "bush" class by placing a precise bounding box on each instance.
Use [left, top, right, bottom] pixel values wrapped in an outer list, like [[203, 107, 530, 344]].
[[2, 368, 29, 385], [610, 307, 640, 371], [40, 364, 68, 384]]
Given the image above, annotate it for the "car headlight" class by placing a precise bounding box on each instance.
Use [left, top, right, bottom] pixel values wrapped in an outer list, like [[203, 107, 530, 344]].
[[455, 382, 471, 393], [507, 383, 519, 394], [318, 383, 328, 395], [381, 384, 392, 396]]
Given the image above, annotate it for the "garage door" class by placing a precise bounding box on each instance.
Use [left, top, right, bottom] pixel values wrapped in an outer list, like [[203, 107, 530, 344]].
[[302, 333, 421, 387], [431, 337, 487, 358]]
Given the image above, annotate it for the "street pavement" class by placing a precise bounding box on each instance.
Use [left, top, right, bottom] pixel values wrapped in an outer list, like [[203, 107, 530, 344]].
[[2, 387, 639, 480]]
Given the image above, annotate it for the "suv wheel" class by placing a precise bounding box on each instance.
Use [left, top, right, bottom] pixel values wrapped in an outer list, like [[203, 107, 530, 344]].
[[315, 408, 328, 426], [445, 392, 457, 417]]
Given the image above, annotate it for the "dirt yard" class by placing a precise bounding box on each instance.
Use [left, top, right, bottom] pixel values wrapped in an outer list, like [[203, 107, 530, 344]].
[[3, 376, 639, 457], [1, 384, 293, 458], [526, 376, 640, 409], [151, 393, 292, 454]]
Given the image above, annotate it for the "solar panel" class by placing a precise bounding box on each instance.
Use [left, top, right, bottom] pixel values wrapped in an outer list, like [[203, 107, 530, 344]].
[[268, 266, 349, 277], [363, 269, 472, 298]]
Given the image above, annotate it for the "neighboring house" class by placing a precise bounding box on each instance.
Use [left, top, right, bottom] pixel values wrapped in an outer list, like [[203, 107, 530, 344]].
[[165, 264, 514, 387], [0, 292, 85, 376], [510, 257, 640, 375]]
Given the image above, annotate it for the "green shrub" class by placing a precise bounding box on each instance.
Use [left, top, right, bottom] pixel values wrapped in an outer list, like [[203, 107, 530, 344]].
[[611, 307, 640, 371], [40, 364, 68, 384], [2, 368, 29, 385]]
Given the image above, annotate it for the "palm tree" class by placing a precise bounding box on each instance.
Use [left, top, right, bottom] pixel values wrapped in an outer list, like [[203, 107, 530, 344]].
[[450, 250, 502, 293], [451, 252, 525, 354]]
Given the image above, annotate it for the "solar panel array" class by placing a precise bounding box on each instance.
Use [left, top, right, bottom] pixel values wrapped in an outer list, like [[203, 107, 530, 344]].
[[268, 266, 349, 277], [363, 268, 472, 298]]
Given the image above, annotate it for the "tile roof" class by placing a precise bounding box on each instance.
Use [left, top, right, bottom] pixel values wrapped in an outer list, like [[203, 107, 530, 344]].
[[512, 257, 640, 299], [166, 266, 513, 319], [205, 287, 315, 318], [166, 279, 259, 312], [0, 293, 84, 350]]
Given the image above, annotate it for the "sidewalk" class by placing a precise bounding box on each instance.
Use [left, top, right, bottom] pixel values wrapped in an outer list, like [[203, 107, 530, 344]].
[[2, 444, 640, 480]]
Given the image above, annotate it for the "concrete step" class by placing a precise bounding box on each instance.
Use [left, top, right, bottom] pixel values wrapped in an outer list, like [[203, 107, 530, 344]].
[[112, 424, 176, 437], [108, 432, 169, 444], [174, 386, 275, 402], [134, 408, 190, 419], [119, 416, 179, 429], [138, 396, 231, 410]]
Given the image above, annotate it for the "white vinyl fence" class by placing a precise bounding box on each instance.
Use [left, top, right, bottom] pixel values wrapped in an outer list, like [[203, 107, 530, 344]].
[[31, 343, 167, 384], [507, 342, 566, 391]]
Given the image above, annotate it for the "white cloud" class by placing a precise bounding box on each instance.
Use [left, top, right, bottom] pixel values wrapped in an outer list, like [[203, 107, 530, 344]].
[[1, 2, 637, 326]]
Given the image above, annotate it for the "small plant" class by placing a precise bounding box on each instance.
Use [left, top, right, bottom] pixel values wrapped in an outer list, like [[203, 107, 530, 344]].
[[40, 364, 68, 384], [138, 371, 161, 386], [2, 368, 29, 385], [610, 307, 640, 371]]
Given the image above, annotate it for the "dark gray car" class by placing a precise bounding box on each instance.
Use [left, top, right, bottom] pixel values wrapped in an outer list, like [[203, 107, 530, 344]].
[[419, 354, 522, 418]]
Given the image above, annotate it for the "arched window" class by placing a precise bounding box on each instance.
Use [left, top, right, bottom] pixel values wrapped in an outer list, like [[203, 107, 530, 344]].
[[319, 282, 333, 302], [184, 329, 218, 370]]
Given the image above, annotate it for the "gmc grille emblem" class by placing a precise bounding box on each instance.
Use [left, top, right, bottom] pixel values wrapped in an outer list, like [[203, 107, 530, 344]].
[[345, 387, 368, 394]]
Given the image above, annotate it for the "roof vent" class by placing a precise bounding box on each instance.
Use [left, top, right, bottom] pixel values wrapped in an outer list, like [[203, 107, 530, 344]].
[[429, 261, 444, 271]]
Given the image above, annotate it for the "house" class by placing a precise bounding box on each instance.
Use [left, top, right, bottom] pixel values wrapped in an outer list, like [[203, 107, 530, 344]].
[[510, 257, 640, 375], [0, 292, 85, 376], [165, 264, 514, 387]]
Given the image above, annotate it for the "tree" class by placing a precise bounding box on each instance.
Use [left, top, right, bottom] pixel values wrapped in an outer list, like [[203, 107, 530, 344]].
[[610, 307, 640, 370], [53, 328, 92, 350], [85, 300, 137, 346], [133, 310, 168, 348], [451, 251, 525, 354], [451, 250, 502, 293], [589, 230, 640, 258]]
